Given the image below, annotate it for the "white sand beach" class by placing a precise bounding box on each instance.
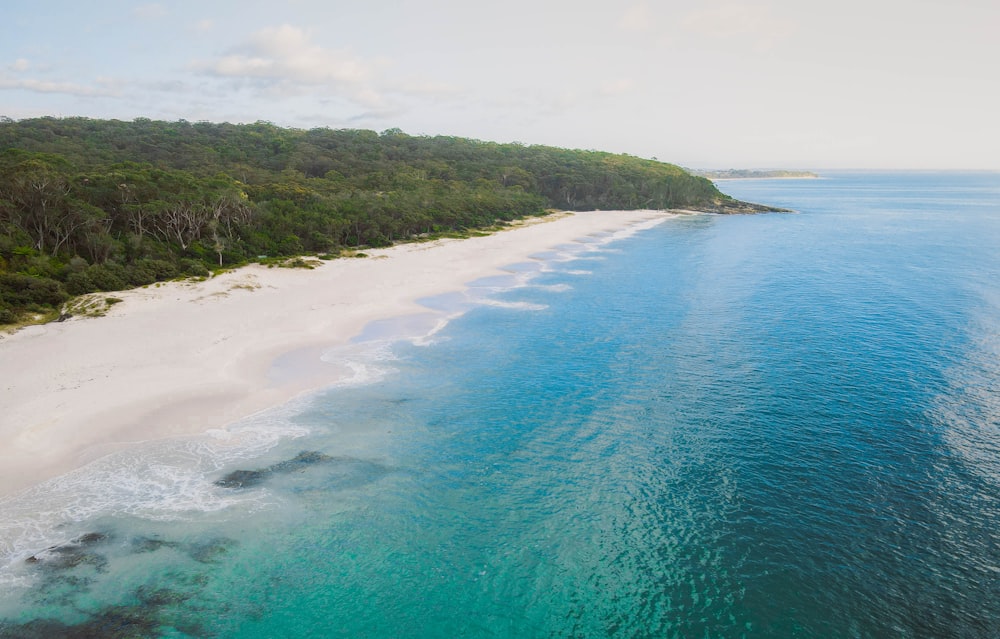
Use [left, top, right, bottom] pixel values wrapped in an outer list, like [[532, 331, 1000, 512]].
[[0, 210, 674, 497]]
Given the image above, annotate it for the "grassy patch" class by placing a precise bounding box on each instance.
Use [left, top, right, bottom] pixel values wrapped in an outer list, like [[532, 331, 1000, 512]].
[[229, 282, 261, 292], [62, 294, 125, 319], [279, 257, 322, 269], [0, 309, 61, 332]]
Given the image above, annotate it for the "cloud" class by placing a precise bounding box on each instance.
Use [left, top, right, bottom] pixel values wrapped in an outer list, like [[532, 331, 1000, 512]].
[[682, 2, 795, 51], [619, 3, 652, 32], [599, 78, 634, 97], [193, 25, 388, 110], [0, 75, 120, 97], [481, 77, 634, 121], [192, 19, 214, 32], [1, 57, 120, 99], [133, 3, 167, 20], [389, 78, 462, 100]]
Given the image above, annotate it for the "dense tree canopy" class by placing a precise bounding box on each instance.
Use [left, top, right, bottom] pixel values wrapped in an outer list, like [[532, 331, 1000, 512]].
[[0, 116, 739, 324]]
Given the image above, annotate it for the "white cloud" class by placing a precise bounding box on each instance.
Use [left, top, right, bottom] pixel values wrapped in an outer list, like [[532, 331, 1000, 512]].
[[194, 25, 386, 109], [133, 3, 167, 20], [682, 2, 796, 51], [192, 19, 214, 32], [0, 75, 120, 97], [480, 77, 633, 121], [389, 78, 462, 100], [1, 57, 118, 100], [619, 3, 652, 32], [599, 78, 634, 97]]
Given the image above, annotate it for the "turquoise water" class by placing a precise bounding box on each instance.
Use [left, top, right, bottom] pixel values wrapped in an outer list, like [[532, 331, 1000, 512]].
[[2, 172, 999, 637]]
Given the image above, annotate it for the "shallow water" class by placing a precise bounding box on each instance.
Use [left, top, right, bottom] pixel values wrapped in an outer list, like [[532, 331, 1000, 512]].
[[1, 172, 999, 637]]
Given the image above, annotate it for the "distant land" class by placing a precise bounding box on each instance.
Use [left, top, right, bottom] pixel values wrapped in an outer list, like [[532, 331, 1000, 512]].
[[690, 169, 820, 180]]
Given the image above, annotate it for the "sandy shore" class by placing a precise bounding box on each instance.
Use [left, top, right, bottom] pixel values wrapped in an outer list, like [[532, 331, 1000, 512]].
[[0, 210, 674, 497]]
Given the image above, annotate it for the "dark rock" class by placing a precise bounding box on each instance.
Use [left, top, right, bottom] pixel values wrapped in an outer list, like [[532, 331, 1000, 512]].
[[269, 450, 334, 474], [0, 604, 158, 639], [131, 536, 181, 553], [214, 450, 333, 488], [25, 532, 111, 571], [83, 605, 160, 638], [686, 198, 794, 214], [186, 536, 237, 564], [214, 468, 269, 488], [74, 532, 109, 546], [0, 619, 71, 639], [136, 585, 191, 607]]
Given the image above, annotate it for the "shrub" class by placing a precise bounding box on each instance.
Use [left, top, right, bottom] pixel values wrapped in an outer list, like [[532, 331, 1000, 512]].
[[20, 255, 62, 279], [0, 273, 69, 307], [127, 259, 178, 286], [85, 263, 128, 292], [65, 270, 95, 296], [179, 258, 210, 277]]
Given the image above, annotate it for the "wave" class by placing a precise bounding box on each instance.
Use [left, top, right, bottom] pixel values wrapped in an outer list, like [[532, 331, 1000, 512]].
[[0, 215, 666, 595], [0, 410, 310, 589]]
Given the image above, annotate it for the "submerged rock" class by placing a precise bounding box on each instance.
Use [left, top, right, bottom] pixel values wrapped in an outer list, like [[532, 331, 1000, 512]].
[[74, 532, 109, 546], [25, 532, 111, 571], [7, 533, 216, 638], [186, 536, 237, 564], [135, 585, 192, 607], [0, 604, 160, 639], [130, 536, 181, 554], [214, 468, 269, 488], [80, 605, 160, 638], [214, 450, 334, 489], [270, 450, 334, 473]]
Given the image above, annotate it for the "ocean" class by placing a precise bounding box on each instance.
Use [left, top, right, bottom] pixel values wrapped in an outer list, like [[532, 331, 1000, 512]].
[[1, 172, 999, 637]]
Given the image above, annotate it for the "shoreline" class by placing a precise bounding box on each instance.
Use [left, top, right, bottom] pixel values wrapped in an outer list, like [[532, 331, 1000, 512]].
[[709, 175, 820, 181], [0, 209, 676, 498]]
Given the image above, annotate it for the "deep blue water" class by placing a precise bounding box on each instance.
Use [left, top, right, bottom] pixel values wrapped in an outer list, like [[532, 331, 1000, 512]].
[[1, 172, 999, 638]]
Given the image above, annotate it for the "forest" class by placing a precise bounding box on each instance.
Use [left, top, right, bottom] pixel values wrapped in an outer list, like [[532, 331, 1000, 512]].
[[0, 116, 743, 325]]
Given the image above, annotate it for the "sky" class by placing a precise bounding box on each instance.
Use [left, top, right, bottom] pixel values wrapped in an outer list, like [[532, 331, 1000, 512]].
[[2, 0, 998, 170]]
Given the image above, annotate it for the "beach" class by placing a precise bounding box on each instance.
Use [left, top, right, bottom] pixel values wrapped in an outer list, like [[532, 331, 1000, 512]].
[[0, 209, 670, 497], [3, 172, 1000, 636]]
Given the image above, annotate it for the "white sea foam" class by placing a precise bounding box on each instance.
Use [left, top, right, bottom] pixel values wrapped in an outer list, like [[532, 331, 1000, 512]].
[[935, 307, 1000, 487], [0, 409, 310, 588], [475, 299, 548, 311], [1, 314, 439, 584], [529, 283, 573, 293], [320, 340, 400, 387], [411, 316, 454, 347], [560, 253, 607, 262]]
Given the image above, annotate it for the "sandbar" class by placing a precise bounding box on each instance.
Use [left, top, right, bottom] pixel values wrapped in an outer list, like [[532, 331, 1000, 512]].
[[0, 210, 674, 497]]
